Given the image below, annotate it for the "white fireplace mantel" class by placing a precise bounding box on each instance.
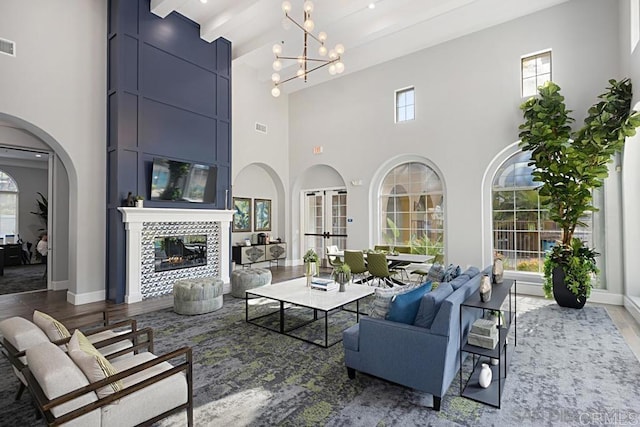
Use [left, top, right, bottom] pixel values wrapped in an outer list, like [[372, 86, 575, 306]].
[[118, 207, 234, 303]]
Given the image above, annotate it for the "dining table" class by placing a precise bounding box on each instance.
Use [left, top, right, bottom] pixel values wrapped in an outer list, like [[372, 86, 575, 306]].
[[328, 250, 434, 285]]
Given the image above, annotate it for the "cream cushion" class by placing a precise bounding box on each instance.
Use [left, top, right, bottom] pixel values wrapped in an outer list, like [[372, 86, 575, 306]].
[[102, 353, 189, 426], [0, 316, 50, 384], [33, 310, 71, 341], [67, 330, 124, 399], [26, 341, 100, 426]]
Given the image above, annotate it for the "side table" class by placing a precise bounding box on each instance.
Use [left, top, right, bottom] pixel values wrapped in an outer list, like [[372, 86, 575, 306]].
[[459, 278, 516, 408]]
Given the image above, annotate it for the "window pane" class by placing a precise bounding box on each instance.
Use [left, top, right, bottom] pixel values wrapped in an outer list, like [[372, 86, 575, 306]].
[[493, 190, 514, 210], [406, 105, 415, 121], [0, 193, 17, 235], [397, 92, 406, 105], [537, 54, 551, 74], [0, 172, 18, 192], [536, 73, 551, 88], [405, 89, 414, 105], [522, 77, 537, 98], [522, 58, 536, 78], [515, 190, 539, 210], [397, 107, 406, 122]]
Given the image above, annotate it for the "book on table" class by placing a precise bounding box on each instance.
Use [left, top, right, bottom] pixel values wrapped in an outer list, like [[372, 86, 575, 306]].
[[310, 278, 339, 291]]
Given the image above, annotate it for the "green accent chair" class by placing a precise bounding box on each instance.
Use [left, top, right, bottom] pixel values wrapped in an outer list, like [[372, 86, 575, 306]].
[[366, 252, 399, 287], [343, 250, 368, 283]]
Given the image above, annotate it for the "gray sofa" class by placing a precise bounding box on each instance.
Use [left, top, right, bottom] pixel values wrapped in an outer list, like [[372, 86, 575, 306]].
[[343, 266, 486, 410]]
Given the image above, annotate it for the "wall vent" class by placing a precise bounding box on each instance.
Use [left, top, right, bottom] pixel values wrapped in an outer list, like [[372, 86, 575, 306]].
[[0, 38, 16, 57], [255, 122, 267, 134]]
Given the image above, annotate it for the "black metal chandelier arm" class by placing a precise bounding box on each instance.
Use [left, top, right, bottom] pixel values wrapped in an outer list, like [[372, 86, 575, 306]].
[[275, 59, 339, 86]]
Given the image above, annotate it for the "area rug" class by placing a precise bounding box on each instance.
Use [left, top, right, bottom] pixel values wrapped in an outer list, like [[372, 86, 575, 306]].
[[1, 296, 639, 426], [0, 263, 46, 295]]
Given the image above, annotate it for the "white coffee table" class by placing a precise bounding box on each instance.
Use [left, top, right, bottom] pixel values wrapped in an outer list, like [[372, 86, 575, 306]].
[[245, 277, 374, 348]]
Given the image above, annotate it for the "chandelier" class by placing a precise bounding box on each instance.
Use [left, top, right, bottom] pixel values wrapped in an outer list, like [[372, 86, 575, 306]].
[[271, 0, 345, 97]]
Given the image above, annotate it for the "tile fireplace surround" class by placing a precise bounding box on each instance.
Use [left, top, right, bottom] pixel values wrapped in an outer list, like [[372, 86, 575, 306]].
[[118, 208, 234, 303]]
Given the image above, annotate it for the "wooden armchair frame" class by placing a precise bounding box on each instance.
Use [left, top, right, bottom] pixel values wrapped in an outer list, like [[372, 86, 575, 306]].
[[24, 327, 193, 426]]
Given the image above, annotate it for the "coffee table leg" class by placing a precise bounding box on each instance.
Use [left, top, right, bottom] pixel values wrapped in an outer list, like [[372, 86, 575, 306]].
[[280, 301, 285, 333], [356, 300, 360, 322], [325, 311, 329, 348]]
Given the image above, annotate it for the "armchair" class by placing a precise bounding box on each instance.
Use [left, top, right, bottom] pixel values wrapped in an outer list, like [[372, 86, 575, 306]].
[[24, 327, 193, 426]]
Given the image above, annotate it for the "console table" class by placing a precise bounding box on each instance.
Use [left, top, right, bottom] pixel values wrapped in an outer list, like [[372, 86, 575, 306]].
[[459, 278, 516, 408], [232, 242, 287, 268], [0, 244, 22, 267]]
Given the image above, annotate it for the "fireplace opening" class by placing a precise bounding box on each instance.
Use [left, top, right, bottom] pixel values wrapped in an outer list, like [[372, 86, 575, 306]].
[[154, 234, 207, 272]]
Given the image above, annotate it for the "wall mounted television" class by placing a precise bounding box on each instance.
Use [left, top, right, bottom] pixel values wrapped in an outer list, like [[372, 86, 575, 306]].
[[150, 158, 217, 203]]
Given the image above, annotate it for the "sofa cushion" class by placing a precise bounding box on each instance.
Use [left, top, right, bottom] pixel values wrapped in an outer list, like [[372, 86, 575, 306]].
[[0, 316, 49, 362], [461, 266, 480, 278], [442, 264, 461, 282], [33, 310, 71, 341], [386, 282, 432, 324], [426, 263, 446, 282], [342, 324, 360, 351], [413, 283, 454, 329], [448, 274, 470, 291], [368, 282, 425, 319], [68, 330, 124, 398], [26, 341, 100, 423]]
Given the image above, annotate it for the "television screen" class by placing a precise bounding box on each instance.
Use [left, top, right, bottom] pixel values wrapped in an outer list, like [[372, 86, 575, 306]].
[[150, 158, 217, 203]]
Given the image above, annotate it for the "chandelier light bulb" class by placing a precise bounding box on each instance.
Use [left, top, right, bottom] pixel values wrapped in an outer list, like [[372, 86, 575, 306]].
[[303, 18, 314, 32], [328, 64, 337, 75], [318, 45, 327, 56], [335, 62, 345, 74], [335, 44, 345, 55], [272, 86, 281, 97], [297, 55, 305, 65], [318, 31, 327, 42], [272, 73, 281, 83], [272, 60, 282, 71], [272, 44, 282, 55], [297, 68, 305, 79], [303, 0, 314, 13], [281, 1, 292, 13], [328, 50, 337, 60]]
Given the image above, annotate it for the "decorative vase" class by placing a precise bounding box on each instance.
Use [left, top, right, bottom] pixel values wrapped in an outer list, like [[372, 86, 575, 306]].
[[305, 261, 315, 287], [492, 258, 504, 284], [479, 274, 492, 302], [136, 199, 144, 208], [479, 363, 492, 388], [335, 272, 349, 292], [490, 358, 499, 366], [552, 266, 587, 309]]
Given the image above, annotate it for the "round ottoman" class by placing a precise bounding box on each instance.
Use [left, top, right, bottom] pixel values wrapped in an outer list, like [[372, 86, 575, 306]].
[[173, 276, 224, 315], [230, 268, 272, 298]]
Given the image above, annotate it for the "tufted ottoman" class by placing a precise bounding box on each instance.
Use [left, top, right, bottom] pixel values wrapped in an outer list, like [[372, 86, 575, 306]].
[[173, 276, 224, 315], [230, 268, 272, 298]]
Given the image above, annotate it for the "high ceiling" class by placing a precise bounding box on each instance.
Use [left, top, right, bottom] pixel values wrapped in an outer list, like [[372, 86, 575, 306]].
[[152, 0, 569, 94]]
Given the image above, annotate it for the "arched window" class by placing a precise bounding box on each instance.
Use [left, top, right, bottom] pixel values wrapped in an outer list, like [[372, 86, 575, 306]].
[[0, 170, 19, 237], [379, 162, 444, 262], [492, 151, 592, 273]]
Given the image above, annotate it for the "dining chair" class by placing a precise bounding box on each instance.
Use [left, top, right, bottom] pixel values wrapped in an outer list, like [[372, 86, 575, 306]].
[[343, 250, 368, 283], [326, 246, 343, 274], [366, 252, 399, 287]]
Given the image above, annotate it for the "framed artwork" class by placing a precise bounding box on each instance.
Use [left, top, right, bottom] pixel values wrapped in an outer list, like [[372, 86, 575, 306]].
[[232, 197, 252, 232], [254, 198, 272, 232]]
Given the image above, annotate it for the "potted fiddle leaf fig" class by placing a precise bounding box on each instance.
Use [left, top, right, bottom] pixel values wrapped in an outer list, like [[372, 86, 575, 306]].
[[519, 79, 640, 308]]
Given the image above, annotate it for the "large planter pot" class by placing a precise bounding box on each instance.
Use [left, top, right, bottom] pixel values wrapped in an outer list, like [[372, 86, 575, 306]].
[[552, 266, 587, 309]]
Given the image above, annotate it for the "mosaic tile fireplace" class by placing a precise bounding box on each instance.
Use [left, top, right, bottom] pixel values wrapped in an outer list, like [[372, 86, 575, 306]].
[[118, 208, 234, 303]]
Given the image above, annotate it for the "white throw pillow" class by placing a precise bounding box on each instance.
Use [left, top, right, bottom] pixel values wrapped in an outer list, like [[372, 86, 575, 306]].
[[67, 329, 123, 399], [33, 310, 71, 341]]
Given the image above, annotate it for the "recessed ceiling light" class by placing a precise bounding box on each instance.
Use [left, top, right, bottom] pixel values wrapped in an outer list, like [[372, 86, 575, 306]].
[[200, 0, 208, 3], [35, 154, 42, 158], [368, 2, 376, 9]]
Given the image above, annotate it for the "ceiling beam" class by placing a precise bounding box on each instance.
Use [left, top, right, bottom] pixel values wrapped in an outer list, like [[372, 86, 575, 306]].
[[150, 0, 189, 19]]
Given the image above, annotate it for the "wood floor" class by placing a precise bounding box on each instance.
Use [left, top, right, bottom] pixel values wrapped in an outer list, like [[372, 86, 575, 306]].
[[2, 265, 639, 361]]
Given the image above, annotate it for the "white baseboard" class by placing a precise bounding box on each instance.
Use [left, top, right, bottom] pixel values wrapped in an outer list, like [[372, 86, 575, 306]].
[[50, 280, 69, 291], [514, 282, 623, 305], [624, 296, 640, 324], [67, 289, 106, 305]]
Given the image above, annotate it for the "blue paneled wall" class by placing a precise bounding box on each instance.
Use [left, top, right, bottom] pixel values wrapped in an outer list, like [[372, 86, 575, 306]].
[[107, 0, 232, 302]]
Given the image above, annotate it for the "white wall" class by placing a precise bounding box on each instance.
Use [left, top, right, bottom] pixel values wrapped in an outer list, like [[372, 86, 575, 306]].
[[0, 0, 107, 304], [286, 0, 621, 287]]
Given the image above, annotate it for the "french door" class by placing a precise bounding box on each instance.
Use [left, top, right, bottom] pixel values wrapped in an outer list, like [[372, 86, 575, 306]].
[[303, 189, 347, 267]]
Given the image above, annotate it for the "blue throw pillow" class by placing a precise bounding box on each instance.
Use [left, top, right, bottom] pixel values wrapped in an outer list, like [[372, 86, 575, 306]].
[[413, 283, 454, 328], [386, 281, 433, 324], [427, 263, 445, 282]]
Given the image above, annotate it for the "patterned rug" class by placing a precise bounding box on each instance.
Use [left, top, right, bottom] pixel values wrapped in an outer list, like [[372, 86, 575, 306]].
[[1, 295, 639, 426], [0, 264, 46, 295]]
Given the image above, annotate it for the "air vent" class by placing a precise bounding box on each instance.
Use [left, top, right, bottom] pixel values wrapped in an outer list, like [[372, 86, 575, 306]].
[[255, 122, 267, 134], [0, 38, 16, 57]]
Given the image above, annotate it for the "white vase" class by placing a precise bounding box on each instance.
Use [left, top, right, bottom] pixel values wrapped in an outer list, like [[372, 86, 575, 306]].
[[136, 199, 144, 208], [479, 274, 492, 302], [479, 363, 492, 388], [492, 258, 504, 284]]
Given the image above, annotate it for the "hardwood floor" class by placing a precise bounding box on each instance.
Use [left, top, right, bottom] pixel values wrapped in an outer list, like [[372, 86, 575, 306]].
[[1, 265, 639, 362]]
